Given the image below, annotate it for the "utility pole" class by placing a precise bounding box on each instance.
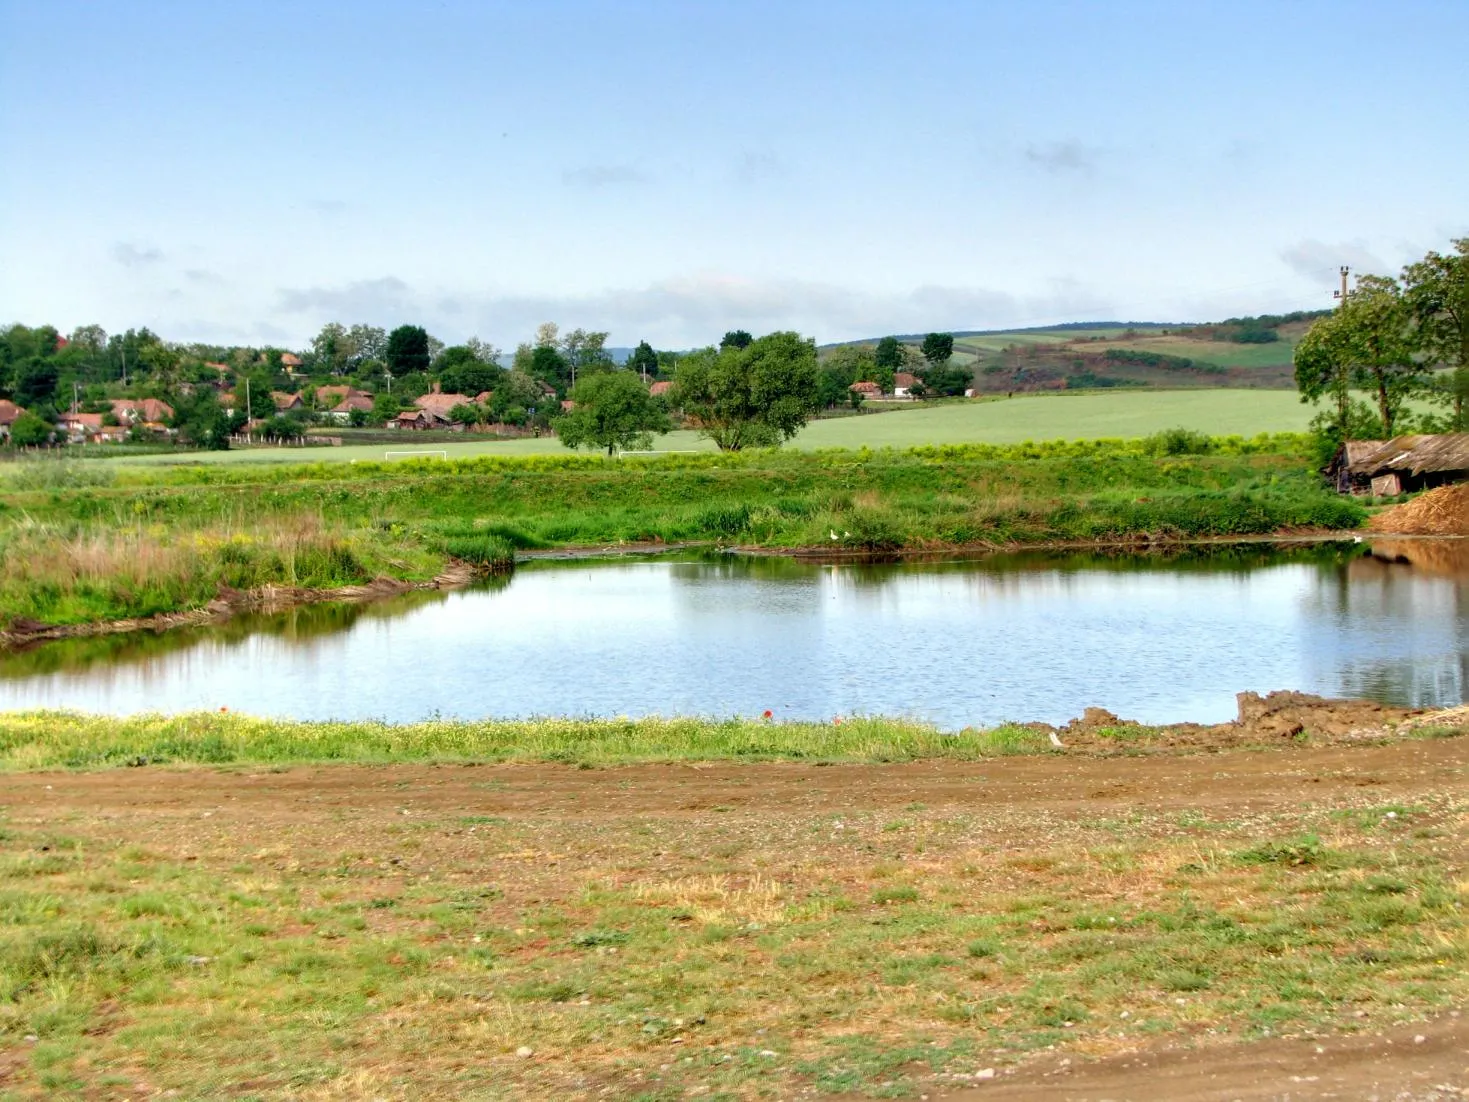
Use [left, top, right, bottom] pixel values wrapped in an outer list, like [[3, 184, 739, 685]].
[[1334, 266, 1351, 308], [246, 378, 252, 422]]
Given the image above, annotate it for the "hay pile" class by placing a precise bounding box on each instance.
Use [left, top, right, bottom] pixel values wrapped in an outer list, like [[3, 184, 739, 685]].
[[1367, 482, 1469, 535]]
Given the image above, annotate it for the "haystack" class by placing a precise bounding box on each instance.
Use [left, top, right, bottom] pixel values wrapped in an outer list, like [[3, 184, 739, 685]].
[[1366, 482, 1469, 535]]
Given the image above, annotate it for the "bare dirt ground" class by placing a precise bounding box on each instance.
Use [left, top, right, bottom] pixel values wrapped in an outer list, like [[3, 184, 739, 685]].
[[4, 734, 1465, 1099]]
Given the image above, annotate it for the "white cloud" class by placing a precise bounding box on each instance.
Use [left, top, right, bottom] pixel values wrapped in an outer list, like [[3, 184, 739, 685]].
[[111, 242, 165, 267], [561, 165, 647, 188], [1022, 140, 1099, 174]]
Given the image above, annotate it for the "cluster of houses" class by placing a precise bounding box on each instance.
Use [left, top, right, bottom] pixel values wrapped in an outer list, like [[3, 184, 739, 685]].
[[1328, 433, 1469, 495], [0, 397, 177, 444]]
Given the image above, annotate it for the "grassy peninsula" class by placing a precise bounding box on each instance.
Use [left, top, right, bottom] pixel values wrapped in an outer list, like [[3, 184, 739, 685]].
[[0, 432, 1363, 633]]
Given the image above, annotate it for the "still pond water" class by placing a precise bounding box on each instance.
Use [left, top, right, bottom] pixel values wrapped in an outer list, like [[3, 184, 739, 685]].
[[1, 543, 1465, 728]]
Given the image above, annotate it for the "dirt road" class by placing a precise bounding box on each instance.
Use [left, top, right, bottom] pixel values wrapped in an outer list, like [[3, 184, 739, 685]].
[[3, 737, 1464, 1100]]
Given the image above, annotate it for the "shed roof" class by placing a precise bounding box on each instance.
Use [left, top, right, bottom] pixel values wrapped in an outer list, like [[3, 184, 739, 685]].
[[1350, 434, 1469, 477]]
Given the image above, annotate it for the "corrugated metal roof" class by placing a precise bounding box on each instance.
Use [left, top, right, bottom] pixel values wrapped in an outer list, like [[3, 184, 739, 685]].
[[1350, 433, 1469, 476]]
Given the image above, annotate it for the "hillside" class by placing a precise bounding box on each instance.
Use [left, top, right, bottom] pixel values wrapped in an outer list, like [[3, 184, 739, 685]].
[[828, 312, 1327, 393]]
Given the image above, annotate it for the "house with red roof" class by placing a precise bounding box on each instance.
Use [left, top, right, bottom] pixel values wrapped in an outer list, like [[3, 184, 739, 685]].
[[0, 400, 27, 440], [893, 372, 919, 398], [110, 398, 175, 425]]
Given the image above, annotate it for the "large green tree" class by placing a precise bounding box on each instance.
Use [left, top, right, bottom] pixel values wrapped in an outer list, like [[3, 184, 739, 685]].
[[1341, 275, 1425, 436], [720, 330, 753, 351], [921, 332, 954, 366], [1294, 275, 1426, 439], [627, 340, 659, 378], [673, 331, 819, 451], [436, 345, 504, 395], [555, 370, 671, 456], [874, 335, 904, 375], [385, 325, 432, 377], [1402, 238, 1469, 429]]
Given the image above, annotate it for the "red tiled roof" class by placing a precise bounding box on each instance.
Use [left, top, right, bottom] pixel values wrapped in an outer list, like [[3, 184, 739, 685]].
[[649, 380, 673, 396], [111, 398, 175, 422], [414, 393, 472, 416], [280, 353, 303, 367], [330, 395, 374, 413], [271, 391, 302, 409], [894, 372, 918, 388], [849, 381, 882, 394], [60, 412, 104, 430], [0, 400, 24, 425]]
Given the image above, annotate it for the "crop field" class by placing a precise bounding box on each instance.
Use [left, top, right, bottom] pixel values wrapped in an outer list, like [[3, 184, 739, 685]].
[[1094, 335, 1300, 370], [88, 390, 1317, 469], [0, 718, 1462, 1099]]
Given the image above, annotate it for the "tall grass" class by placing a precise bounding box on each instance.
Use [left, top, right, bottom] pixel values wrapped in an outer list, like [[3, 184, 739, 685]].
[[0, 711, 1056, 769], [0, 518, 442, 628]]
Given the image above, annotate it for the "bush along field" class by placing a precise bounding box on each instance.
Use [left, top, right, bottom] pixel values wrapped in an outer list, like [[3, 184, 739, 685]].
[[0, 433, 1364, 630]]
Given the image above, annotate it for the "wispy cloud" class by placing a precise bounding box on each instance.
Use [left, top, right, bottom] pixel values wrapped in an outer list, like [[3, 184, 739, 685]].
[[562, 165, 647, 188], [733, 150, 784, 184], [112, 242, 164, 267], [1022, 140, 1100, 175], [306, 198, 349, 216], [184, 268, 227, 286], [270, 272, 1110, 347], [276, 276, 416, 318], [1279, 239, 1390, 282]]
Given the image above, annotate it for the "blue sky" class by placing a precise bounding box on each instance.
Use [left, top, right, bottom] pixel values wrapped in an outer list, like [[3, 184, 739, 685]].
[[2, 0, 1465, 350]]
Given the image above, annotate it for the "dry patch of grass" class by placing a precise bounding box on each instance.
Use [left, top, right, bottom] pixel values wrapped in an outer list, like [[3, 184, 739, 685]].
[[0, 773, 1463, 1098]]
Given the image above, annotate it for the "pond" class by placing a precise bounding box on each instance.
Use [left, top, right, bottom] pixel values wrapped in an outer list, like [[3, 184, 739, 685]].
[[1, 541, 1464, 727]]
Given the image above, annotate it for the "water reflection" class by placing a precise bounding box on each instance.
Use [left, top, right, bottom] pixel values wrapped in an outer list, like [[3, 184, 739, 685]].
[[0, 543, 1462, 726]]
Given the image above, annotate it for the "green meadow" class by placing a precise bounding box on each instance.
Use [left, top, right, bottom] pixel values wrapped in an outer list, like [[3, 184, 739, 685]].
[[91, 389, 1316, 468]]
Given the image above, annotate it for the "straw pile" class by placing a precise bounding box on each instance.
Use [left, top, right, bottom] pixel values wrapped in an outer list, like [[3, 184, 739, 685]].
[[1367, 482, 1469, 535]]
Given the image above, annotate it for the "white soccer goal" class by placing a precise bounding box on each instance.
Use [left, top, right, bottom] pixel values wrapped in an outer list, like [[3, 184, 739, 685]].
[[384, 450, 448, 461]]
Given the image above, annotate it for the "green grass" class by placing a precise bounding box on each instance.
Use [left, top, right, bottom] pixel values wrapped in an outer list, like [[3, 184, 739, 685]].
[[67, 389, 1318, 468], [0, 712, 1059, 770], [0, 436, 1365, 628], [1099, 336, 1299, 369]]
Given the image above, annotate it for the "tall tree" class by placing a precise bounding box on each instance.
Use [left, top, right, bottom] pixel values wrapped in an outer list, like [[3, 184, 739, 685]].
[[311, 322, 350, 373], [627, 340, 659, 379], [1294, 307, 1358, 438], [673, 331, 819, 450], [1340, 275, 1424, 436], [560, 328, 614, 383], [385, 325, 431, 377], [1402, 238, 1469, 429], [921, 332, 955, 366], [555, 370, 671, 456], [720, 330, 753, 351], [874, 336, 904, 374]]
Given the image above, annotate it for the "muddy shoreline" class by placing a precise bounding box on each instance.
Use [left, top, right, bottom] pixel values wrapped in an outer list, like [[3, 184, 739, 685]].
[[2, 529, 1456, 652]]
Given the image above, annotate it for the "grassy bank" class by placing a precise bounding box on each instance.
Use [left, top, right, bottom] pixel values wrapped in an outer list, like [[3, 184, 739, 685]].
[[0, 435, 1364, 630], [0, 712, 1050, 770]]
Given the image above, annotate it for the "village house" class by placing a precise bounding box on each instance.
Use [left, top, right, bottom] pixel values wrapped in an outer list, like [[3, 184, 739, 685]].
[[413, 387, 473, 421], [326, 394, 375, 422], [849, 380, 883, 399], [110, 398, 174, 425], [271, 391, 303, 411], [1330, 433, 1469, 496], [389, 408, 462, 432], [892, 372, 919, 398], [0, 399, 24, 440]]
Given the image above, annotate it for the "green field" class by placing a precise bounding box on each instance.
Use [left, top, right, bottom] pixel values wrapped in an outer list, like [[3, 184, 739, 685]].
[[100, 390, 1315, 468], [1099, 335, 1300, 369]]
